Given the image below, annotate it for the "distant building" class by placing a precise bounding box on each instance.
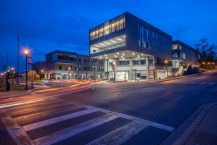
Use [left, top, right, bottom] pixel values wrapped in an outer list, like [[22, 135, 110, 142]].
[[33, 50, 104, 80], [172, 40, 199, 75]]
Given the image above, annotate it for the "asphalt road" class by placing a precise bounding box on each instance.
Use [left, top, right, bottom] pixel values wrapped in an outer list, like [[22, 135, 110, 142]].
[[0, 71, 217, 145]]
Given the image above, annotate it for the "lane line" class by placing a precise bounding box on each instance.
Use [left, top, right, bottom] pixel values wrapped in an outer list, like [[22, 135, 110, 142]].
[[87, 121, 148, 145], [34, 88, 59, 93], [34, 112, 119, 145], [23, 107, 100, 131], [0, 99, 42, 109], [9, 101, 72, 118]]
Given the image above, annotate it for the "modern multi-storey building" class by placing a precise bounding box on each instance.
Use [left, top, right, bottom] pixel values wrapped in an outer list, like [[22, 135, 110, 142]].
[[172, 40, 199, 75], [33, 50, 104, 80], [89, 12, 173, 81]]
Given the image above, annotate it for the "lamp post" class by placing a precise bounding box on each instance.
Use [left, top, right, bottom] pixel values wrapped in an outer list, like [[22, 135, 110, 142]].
[[11, 67, 15, 84], [40, 69, 44, 79], [164, 59, 169, 78], [24, 49, 29, 89]]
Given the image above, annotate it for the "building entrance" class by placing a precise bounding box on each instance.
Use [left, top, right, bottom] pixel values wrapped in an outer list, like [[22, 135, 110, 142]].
[[116, 72, 128, 81]]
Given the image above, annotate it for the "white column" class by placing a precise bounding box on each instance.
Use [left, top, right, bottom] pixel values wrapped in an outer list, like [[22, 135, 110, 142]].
[[146, 57, 149, 80], [129, 59, 133, 80]]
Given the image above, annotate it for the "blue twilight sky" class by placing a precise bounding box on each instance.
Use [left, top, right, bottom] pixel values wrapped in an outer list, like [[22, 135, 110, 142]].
[[0, 0, 217, 71]]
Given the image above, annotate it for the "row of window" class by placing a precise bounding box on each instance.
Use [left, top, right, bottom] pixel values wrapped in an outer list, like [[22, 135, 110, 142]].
[[58, 65, 104, 71], [57, 54, 101, 63], [108, 59, 154, 66], [93, 42, 126, 54], [90, 18, 125, 40], [173, 52, 186, 60]]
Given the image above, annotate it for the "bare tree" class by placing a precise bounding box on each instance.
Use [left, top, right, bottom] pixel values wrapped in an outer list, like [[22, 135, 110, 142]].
[[196, 37, 217, 70], [207, 44, 217, 61]]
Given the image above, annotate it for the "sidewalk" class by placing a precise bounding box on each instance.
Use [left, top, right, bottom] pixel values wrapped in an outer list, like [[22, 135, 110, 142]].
[[0, 90, 31, 99], [161, 103, 217, 145], [185, 104, 217, 145]]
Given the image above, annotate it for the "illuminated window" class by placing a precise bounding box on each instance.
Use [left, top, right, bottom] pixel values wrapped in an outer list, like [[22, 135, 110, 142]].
[[104, 25, 110, 35], [172, 44, 178, 50], [90, 18, 125, 40], [118, 60, 129, 66], [183, 53, 186, 59]]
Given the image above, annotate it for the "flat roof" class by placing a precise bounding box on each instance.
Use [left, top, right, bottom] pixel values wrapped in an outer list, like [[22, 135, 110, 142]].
[[46, 50, 88, 57], [89, 11, 172, 39], [173, 40, 198, 52]]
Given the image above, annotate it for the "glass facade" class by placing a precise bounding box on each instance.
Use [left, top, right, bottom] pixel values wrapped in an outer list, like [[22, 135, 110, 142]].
[[90, 18, 125, 40], [90, 35, 126, 54], [138, 25, 171, 58], [132, 59, 146, 65]]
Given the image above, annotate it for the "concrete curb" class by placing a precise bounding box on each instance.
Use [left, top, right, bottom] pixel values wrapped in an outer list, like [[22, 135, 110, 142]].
[[157, 73, 202, 82], [157, 70, 216, 83], [160, 103, 217, 145]]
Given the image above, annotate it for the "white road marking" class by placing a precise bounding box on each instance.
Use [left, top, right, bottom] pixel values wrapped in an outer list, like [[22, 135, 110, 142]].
[[23, 107, 101, 131], [0, 99, 42, 109], [87, 121, 148, 145], [87, 105, 175, 132], [34, 112, 119, 145], [0, 96, 174, 145], [1, 116, 34, 145], [115, 113, 174, 132]]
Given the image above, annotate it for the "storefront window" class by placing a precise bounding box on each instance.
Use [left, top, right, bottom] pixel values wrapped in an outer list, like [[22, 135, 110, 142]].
[[132, 60, 146, 65], [118, 60, 129, 66]]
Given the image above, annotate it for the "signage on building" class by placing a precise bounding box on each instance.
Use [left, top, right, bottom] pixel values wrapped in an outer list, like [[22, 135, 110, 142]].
[[28, 56, 32, 64]]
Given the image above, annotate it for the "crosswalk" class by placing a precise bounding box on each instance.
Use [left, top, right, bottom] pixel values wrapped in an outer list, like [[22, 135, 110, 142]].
[[0, 98, 174, 145]]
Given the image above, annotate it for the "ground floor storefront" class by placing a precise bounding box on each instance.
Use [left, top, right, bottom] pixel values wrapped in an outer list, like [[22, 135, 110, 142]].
[[92, 50, 171, 81]]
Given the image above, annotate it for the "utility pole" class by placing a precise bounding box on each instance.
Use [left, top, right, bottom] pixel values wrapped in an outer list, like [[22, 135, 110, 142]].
[[17, 34, 20, 84], [6, 51, 8, 67], [25, 53, 28, 89]]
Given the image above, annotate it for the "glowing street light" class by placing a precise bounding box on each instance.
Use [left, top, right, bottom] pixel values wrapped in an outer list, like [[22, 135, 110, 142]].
[[164, 59, 169, 78], [11, 67, 14, 71], [23, 48, 30, 89], [164, 60, 168, 64], [24, 49, 29, 55]]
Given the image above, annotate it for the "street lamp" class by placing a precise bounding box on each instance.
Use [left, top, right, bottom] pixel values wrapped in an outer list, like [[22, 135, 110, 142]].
[[11, 67, 15, 84], [164, 59, 169, 78], [40, 69, 44, 79], [23, 48, 29, 89]]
